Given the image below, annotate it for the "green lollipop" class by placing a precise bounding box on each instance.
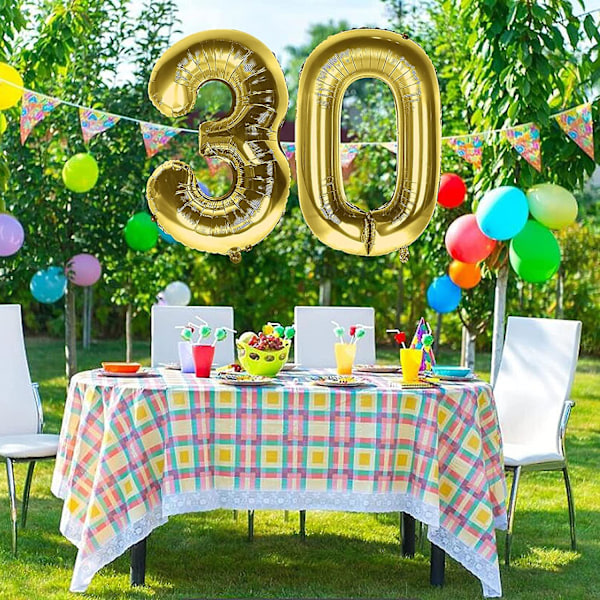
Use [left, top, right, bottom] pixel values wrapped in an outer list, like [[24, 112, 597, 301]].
[[200, 326, 212, 339], [284, 326, 296, 339], [214, 327, 227, 342], [181, 327, 193, 341], [273, 324, 285, 337], [355, 328, 366, 339]]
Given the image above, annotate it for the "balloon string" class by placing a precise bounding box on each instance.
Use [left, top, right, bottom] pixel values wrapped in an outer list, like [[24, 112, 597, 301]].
[[0, 77, 595, 143]]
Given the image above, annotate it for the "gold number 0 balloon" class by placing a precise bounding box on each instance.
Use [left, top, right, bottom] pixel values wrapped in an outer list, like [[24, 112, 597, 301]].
[[296, 29, 441, 257], [146, 30, 290, 262]]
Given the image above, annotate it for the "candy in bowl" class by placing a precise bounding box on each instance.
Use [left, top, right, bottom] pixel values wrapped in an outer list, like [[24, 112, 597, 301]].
[[236, 326, 294, 377]]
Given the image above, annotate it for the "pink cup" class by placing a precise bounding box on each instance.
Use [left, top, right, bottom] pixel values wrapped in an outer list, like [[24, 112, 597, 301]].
[[192, 344, 216, 378]]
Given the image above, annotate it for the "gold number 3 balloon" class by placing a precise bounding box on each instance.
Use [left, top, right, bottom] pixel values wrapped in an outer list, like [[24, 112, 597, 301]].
[[146, 30, 290, 262], [296, 29, 441, 257]]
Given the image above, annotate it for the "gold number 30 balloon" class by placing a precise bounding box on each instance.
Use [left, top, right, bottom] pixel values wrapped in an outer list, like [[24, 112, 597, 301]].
[[296, 29, 441, 257], [146, 30, 290, 262]]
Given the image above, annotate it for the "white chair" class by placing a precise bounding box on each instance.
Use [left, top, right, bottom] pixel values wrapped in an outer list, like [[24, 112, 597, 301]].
[[294, 306, 376, 367], [494, 316, 581, 565], [0, 305, 59, 555], [151, 306, 235, 368]]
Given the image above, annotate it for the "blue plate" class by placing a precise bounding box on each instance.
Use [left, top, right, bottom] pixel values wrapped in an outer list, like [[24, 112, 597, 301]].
[[432, 366, 472, 377]]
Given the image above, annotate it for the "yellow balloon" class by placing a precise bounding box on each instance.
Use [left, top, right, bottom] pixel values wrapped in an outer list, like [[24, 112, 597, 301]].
[[296, 29, 441, 257], [0, 112, 6, 136], [146, 30, 290, 262], [0, 63, 24, 110]]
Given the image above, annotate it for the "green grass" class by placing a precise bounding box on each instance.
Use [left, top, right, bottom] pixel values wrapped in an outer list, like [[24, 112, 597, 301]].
[[0, 338, 598, 599]]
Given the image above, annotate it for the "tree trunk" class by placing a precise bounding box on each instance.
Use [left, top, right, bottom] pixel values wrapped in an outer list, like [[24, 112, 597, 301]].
[[125, 305, 133, 362], [82, 286, 92, 349], [65, 282, 77, 382], [460, 326, 476, 371], [319, 279, 331, 306], [491, 262, 509, 385], [395, 266, 404, 329], [555, 266, 564, 319]]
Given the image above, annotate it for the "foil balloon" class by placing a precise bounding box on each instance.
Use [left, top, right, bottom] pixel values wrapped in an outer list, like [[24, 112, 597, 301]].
[[296, 29, 441, 257], [146, 30, 290, 263]]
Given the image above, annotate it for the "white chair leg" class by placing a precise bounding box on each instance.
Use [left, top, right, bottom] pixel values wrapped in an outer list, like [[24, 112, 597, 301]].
[[22, 461, 36, 529], [5, 458, 18, 555], [562, 466, 576, 550], [505, 466, 522, 566]]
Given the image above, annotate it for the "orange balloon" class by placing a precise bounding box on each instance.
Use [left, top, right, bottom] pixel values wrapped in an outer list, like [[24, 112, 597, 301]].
[[448, 260, 481, 289]]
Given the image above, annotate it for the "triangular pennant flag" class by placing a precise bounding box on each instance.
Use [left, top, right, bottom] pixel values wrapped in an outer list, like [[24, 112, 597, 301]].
[[381, 142, 397, 154], [554, 103, 594, 161], [504, 122, 541, 172], [281, 142, 296, 180], [139, 122, 179, 158], [341, 143, 359, 180], [447, 135, 483, 169], [20, 91, 61, 144], [80, 108, 120, 144]]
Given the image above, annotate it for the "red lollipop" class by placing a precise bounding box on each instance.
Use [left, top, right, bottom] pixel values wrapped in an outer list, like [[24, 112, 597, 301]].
[[445, 214, 496, 263], [438, 173, 467, 208]]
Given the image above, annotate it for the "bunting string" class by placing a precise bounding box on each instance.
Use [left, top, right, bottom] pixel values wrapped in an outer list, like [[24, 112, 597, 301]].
[[0, 77, 596, 172]]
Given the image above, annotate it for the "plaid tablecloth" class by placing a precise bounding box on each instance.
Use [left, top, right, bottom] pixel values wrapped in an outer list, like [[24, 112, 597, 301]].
[[52, 369, 506, 596]]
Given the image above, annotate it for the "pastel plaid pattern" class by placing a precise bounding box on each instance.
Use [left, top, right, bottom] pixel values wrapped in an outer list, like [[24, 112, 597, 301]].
[[53, 370, 506, 595]]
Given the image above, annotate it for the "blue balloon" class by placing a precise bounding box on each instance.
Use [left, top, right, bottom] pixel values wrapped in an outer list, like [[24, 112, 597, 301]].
[[476, 186, 529, 240], [427, 275, 462, 314], [159, 228, 177, 244], [30, 266, 67, 304]]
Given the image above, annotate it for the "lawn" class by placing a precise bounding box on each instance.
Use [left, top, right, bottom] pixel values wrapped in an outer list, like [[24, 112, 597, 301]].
[[0, 338, 598, 600]]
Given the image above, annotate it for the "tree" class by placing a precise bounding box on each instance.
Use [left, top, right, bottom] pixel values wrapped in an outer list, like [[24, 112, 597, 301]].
[[459, 0, 599, 379]]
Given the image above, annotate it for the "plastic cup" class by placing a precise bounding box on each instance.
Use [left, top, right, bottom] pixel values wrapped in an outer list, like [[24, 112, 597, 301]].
[[192, 344, 216, 378], [401, 348, 423, 382], [178, 342, 195, 373], [335, 343, 356, 375]]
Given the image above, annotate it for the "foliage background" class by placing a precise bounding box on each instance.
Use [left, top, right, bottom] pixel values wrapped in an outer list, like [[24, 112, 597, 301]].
[[0, 0, 598, 362]]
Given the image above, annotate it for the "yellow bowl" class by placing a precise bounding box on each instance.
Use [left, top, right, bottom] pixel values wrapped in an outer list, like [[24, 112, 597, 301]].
[[236, 339, 291, 377]]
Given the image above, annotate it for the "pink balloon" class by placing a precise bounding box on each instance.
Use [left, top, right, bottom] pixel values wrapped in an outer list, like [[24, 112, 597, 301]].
[[0, 214, 25, 257], [445, 214, 496, 264], [66, 253, 102, 286]]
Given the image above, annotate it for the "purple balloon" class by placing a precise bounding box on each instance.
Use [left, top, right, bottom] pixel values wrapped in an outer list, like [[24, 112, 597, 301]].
[[66, 253, 102, 286], [0, 214, 25, 257]]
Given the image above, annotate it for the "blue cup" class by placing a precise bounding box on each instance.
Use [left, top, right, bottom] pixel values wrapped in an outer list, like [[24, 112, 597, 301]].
[[178, 342, 195, 373]]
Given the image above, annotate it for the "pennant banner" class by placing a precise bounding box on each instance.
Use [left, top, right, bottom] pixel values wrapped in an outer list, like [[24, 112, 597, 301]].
[[381, 142, 397, 154], [139, 122, 179, 158], [504, 122, 542, 172], [20, 91, 61, 144], [80, 108, 120, 144], [447, 135, 484, 169], [281, 142, 296, 180], [554, 103, 594, 161]]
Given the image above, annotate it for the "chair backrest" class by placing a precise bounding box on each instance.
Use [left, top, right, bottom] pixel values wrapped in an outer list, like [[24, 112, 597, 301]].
[[0, 305, 39, 436], [494, 316, 581, 455], [151, 306, 235, 368], [294, 306, 376, 368]]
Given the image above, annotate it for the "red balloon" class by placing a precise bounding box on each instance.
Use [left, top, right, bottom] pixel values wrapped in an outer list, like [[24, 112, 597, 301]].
[[438, 173, 467, 208], [445, 214, 496, 263]]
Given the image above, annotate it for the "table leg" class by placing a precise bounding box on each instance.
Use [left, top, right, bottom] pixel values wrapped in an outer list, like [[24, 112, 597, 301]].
[[430, 543, 445, 587], [130, 536, 147, 586], [401, 513, 416, 557]]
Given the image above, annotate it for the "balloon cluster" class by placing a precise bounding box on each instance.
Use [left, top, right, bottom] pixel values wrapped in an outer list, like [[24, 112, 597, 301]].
[[30, 254, 102, 304], [427, 175, 577, 314]]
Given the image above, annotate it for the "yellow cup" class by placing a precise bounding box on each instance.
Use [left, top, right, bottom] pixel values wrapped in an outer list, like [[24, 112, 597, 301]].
[[400, 348, 423, 382], [335, 343, 357, 375]]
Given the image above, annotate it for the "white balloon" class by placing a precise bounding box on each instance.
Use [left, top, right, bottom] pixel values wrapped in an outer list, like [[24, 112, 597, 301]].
[[163, 281, 191, 306]]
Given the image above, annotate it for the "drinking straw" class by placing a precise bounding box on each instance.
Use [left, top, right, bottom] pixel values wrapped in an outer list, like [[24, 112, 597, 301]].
[[331, 321, 345, 343]]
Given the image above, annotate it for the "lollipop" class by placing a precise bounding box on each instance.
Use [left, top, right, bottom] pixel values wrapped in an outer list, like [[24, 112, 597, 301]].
[[284, 325, 296, 340], [387, 329, 407, 348], [331, 321, 346, 343]]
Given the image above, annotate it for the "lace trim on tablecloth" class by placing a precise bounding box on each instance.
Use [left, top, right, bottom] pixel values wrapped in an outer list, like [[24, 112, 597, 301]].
[[162, 489, 441, 526], [428, 525, 502, 598], [64, 505, 168, 593]]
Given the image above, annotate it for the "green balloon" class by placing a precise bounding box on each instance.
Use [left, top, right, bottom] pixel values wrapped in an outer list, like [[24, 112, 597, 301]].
[[62, 153, 99, 193], [526, 184, 577, 230], [124, 212, 159, 251], [0, 112, 6, 136], [509, 220, 561, 283]]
